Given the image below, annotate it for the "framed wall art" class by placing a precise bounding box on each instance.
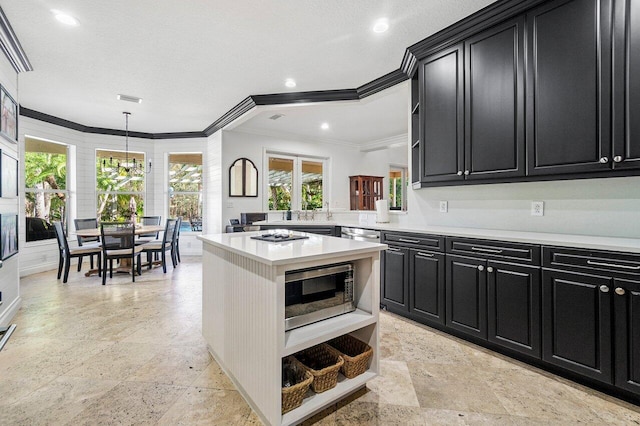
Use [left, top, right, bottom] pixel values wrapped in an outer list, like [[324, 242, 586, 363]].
[[1, 150, 18, 198], [0, 85, 17, 143], [1, 213, 18, 260]]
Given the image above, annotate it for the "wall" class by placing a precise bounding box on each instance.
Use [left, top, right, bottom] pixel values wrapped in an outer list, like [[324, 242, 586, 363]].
[[18, 116, 209, 275], [405, 175, 640, 239], [0, 55, 19, 326]]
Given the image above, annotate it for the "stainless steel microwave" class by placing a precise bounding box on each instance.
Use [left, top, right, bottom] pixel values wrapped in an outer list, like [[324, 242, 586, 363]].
[[284, 262, 355, 331]]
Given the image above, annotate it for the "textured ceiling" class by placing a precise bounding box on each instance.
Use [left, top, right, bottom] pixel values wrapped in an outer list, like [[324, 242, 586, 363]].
[[1, 0, 495, 135]]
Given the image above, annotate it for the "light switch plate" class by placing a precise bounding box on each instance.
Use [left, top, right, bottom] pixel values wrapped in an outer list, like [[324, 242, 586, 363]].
[[531, 201, 544, 216], [439, 201, 448, 213]]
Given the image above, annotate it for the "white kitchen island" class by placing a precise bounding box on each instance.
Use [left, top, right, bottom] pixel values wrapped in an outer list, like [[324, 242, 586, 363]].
[[198, 231, 386, 426]]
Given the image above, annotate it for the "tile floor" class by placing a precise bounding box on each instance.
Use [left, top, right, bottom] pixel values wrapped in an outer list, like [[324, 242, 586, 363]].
[[1, 257, 639, 425]]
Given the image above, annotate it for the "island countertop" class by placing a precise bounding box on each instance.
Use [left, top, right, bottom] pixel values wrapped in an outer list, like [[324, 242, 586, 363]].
[[198, 231, 386, 266]]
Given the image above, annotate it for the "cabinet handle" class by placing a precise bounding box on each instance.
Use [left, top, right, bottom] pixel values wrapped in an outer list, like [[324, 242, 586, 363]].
[[600, 285, 610, 293], [457, 171, 463, 176], [398, 238, 420, 244], [416, 252, 434, 258], [478, 265, 485, 271], [387, 247, 402, 252], [613, 156, 623, 163], [615, 287, 626, 296], [599, 157, 608, 164], [487, 266, 494, 273], [586, 260, 640, 270], [471, 246, 503, 254], [464, 170, 470, 175]]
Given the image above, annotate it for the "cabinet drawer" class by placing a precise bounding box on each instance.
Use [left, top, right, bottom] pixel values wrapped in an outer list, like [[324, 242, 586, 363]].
[[382, 232, 444, 251], [446, 237, 540, 265], [543, 246, 640, 278]]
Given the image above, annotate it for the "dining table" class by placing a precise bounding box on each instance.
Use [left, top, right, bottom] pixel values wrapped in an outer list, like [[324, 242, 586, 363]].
[[76, 225, 165, 276]]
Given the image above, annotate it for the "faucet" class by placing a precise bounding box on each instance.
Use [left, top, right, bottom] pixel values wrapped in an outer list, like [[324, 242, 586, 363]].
[[325, 202, 332, 220]]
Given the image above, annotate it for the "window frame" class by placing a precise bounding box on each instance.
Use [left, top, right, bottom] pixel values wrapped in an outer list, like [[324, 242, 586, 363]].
[[168, 152, 203, 233]]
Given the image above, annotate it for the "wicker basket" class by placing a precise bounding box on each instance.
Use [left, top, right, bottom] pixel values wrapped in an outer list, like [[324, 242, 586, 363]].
[[326, 334, 373, 379], [282, 356, 313, 414], [294, 344, 344, 393]]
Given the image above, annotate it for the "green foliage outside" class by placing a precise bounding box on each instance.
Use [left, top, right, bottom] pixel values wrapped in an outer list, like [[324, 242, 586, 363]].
[[169, 161, 203, 224], [24, 152, 67, 224], [268, 180, 323, 210], [389, 177, 403, 209], [96, 154, 145, 222]]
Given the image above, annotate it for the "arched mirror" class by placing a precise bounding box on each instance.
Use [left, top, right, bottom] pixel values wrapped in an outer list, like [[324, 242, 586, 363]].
[[229, 157, 258, 197]]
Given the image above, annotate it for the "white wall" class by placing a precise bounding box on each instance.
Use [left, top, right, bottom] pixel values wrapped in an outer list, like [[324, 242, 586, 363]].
[[18, 117, 209, 275], [0, 55, 19, 326]]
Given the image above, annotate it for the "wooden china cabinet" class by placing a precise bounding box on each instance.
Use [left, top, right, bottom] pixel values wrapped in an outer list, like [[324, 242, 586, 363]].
[[349, 175, 384, 210]]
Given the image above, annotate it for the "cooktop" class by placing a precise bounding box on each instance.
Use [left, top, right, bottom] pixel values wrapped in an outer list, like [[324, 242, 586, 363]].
[[251, 233, 309, 243]]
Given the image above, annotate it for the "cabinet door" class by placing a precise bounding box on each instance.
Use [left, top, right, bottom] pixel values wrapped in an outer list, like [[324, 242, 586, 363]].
[[526, 0, 613, 175], [542, 269, 612, 383], [613, 0, 640, 169], [613, 278, 640, 395], [464, 17, 525, 179], [410, 250, 445, 326], [381, 247, 409, 313], [419, 44, 464, 182], [487, 262, 541, 358], [446, 255, 487, 339]]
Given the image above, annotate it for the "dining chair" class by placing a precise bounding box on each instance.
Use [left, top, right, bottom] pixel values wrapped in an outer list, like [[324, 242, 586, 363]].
[[174, 216, 182, 263], [137, 215, 161, 243], [141, 218, 178, 273], [100, 221, 144, 285], [54, 221, 102, 283], [74, 218, 100, 272]]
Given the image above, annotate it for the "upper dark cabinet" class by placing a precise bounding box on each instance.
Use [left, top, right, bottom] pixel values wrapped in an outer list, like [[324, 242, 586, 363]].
[[613, 0, 640, 170], [526, 0, 613, 176], [464, 17, 525, 180], [419, 44, 464, 183]]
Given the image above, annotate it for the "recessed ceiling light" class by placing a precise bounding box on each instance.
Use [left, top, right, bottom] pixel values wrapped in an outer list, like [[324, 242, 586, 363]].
[[372, 18, 389, 33], [321, 123, 330, 130], [285, 79, 296, 88], [52, 9, 79, 26]]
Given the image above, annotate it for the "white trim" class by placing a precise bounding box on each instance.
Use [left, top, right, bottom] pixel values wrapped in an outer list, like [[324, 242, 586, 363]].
[[0, 296, 22, 326]]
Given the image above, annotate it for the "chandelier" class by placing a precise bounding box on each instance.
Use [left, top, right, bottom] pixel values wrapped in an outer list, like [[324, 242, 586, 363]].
[[103, 112, 151, 175]]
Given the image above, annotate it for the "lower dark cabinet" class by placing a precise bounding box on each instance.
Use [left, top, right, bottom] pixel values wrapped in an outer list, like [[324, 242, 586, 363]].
[[381, 247, 409, 313], [542, 269, 613, 383], [487, 261, 541, 357], [446, 254, 487, 339], [410, 250, 445, 326], [613, 277, 640, 394]]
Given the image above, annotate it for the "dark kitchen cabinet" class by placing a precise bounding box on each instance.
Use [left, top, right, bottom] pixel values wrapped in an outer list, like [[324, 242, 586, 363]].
[[419, 44, 464, 183], [526, 0, 613, 176], [446, 254, 487, 339], [464, 17, 525, 180], [487, 261, 541, 357], [614, 277, 640, 394], [409, 249, 445, 326], [542, 269, 612, 383], [612, 0, 640, 170], [381, 246, 409, 313]]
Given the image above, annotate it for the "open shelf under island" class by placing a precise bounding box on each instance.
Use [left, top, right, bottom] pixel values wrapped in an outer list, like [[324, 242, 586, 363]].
[[198, 231, 386, 426]]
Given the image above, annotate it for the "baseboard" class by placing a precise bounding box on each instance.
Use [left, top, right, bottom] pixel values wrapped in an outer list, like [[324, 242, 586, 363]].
[[0, 296, 21, 326], [19, 261, 58, 277]]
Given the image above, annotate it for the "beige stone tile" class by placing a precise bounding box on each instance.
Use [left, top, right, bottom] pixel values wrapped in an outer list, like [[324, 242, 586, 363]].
[[0, 376, 119, 425], [423, 409, 551, 425], [0, 376, 56, 407], [157, 387, 251, 425], [459, 344, 527, 370], [359, 360, 420, 407], [399, 332, 472, 365], [243, 410, 265, 425], [379, 330, 405, 361], [68, 381, 186, 425], [408, 362, 508, 415], [334, 401, 426, 425], [128, 344, 212, 386], [299, 405, 338, 425], [191, 359, 236, 390]]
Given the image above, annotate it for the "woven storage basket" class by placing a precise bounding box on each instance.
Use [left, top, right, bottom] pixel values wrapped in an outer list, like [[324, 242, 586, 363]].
[[294, 344, 344, 393], [326, 334, 373, 379], [281, 357, 313, 414]]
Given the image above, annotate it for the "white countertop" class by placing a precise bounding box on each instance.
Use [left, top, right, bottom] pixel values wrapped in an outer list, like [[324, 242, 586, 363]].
[[253, 220, 640, 253], [198, 230, 386, 266]]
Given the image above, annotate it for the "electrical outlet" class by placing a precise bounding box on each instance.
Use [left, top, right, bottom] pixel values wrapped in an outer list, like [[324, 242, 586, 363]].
[[439, 201, 448, 213], [531, 201, 544, 216]]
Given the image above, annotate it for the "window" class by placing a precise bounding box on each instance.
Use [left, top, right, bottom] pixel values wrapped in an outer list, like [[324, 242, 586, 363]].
[[389, 166, 407, 211], [96, 149, 145, 222], [24, 137, 68, 242], [267, 153, 326, 211], [168, 153, 203, 232]]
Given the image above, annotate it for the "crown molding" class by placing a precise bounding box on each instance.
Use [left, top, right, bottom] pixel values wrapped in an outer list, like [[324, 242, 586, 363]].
[[359, 134, 409, 152], [356, 69, 408, 98], [0, 6, 32, 73]]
